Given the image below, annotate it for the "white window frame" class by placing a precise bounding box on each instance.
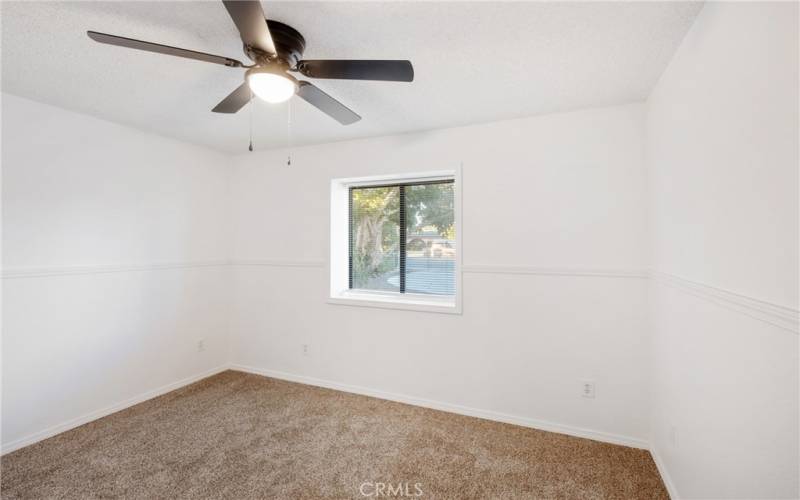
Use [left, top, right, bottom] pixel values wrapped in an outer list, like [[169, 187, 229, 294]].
[[328, 168, 462, 314]]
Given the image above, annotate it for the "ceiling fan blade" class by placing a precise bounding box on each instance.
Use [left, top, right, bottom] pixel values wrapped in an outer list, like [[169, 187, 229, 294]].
[[296, 60, 414, 82], [222, 0, 276, 56], [87, 31, 243, 68], [296, 82, 360, 125], [212, 82, 253, 113]]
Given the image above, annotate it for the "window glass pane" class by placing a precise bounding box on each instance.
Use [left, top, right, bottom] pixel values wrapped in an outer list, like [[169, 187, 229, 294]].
[[350, 186, 400, 292], [405, 182, 455, 295]]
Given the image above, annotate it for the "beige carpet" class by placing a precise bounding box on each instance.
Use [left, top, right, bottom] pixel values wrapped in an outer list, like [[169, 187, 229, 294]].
[[1, 371, 667, 499]]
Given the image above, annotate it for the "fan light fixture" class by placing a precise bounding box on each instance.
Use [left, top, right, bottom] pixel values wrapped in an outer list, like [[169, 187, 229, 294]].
[[247, 67, 296, 103], [87, 1, 414, 123]]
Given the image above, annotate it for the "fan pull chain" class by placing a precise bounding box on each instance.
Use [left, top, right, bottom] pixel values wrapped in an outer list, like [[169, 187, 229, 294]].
[[286, 99, 292, 166], [248, 91, 254, 152]]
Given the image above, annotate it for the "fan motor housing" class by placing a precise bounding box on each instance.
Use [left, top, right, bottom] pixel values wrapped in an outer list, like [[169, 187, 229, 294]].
[[244, 20, 306, 68]]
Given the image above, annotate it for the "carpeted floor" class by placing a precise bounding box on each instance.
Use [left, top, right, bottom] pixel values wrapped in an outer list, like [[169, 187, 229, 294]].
[[1, 371, 668, 499]]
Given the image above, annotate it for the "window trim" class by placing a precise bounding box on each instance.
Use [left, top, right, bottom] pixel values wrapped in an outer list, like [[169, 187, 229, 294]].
[[329, 169, 462, 314]]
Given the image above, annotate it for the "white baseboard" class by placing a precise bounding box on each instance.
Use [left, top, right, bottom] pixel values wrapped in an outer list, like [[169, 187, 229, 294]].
[[1, 364, 230, 455], [230, 364, 649, 450], [650, 445, 679, 499]]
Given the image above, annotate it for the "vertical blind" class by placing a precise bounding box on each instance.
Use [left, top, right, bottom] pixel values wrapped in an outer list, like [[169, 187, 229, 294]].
[[349, 180, 455, 296]]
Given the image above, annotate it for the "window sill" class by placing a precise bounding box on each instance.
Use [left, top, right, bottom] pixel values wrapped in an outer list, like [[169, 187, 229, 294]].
[[327, 291, 461, 314]]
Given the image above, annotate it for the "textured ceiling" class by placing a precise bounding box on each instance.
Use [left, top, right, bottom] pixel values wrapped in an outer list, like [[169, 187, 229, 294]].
[[1, 1, 703, 153]]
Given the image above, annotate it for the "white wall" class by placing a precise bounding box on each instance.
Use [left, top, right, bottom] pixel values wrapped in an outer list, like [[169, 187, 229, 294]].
[[1, 94, 231, 451], [645, 2, 799, 498], [228, 103, 651, 446]]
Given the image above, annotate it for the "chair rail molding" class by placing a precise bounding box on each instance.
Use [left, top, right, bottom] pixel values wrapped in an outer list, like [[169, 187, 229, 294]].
[[230, 259, 326, 268], [650, 271, 799, 334], [1, 260, 230, 279], [12, 261, 794, 335], [462, 265, 647, 278]]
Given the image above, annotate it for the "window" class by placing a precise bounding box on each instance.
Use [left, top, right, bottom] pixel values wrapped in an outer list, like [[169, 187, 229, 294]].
[[350, 180, 455, 295], [330, 171, 460, 313]]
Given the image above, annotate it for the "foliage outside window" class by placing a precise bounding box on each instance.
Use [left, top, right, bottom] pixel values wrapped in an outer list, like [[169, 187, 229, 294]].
[[349, 180, 455, 296]]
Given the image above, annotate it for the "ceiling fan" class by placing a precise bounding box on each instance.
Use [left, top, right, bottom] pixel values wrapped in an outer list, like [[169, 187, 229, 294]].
[[87, 0, 414, 125]]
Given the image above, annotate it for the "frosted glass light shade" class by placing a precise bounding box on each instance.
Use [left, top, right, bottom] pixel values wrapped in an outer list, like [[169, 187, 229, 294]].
[[248, 71, 296, 103]]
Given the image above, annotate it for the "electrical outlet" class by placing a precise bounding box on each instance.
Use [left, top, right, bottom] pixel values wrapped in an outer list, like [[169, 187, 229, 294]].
[[302, 344, 309, 356], [197, 339, 205, 352], [669, 425, 678, 448], [581, 380, 596, 399]]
